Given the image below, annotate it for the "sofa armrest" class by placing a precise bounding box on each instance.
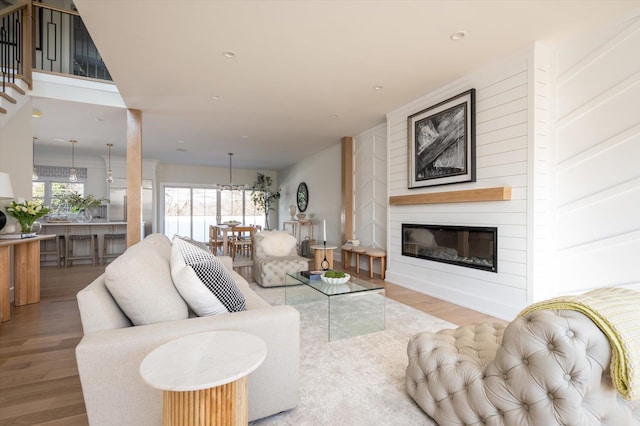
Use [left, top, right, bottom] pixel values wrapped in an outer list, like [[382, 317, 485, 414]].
[[76, 305, 299, 425], [217, 255, 234, 271]]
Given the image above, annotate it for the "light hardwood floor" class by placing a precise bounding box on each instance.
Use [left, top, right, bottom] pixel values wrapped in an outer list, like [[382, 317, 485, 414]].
[[0, 262, 505, 425]]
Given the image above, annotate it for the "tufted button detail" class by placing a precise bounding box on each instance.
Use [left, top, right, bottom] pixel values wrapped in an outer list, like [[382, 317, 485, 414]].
[[564, 374, 572, 381], [522, 358, 529, 365], [522, 403, 529, 411], [566, 330, 575, 338], [548, 392, 555, 400], [503, 374, 508, 380], [548, 343, 555, 350], [448, 393, 453, 399]]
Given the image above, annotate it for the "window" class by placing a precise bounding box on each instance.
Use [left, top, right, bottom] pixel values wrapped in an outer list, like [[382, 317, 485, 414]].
[[163, 186, 264, 242], [32, 180, 85, 211]]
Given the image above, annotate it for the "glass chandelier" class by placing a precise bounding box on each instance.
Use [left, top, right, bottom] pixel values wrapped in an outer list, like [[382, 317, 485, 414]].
[[69, 139, 78, 182], [106, 143, 114, 183]]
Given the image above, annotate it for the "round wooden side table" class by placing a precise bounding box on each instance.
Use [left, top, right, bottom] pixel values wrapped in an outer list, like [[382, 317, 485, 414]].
[[140, 331, 267, 426]]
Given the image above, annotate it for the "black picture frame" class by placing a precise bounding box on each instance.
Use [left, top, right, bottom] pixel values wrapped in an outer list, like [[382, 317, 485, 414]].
[[407, 89, 475, 188], [296, 182, 308, 212]]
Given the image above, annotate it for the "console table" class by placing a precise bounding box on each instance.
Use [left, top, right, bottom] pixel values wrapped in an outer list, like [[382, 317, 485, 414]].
[[0, 234, 56, 322], [282, 220, 313, 247], [140, 330, 267, 425]]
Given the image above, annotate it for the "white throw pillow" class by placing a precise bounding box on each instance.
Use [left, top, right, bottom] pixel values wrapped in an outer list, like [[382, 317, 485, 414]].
[[259, 231, 296, 257], [170, 237, 246, 316], [104, 235, 188, 326]]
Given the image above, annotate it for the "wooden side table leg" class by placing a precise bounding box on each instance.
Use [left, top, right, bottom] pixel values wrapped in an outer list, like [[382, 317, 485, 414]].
[[163, 376, 247, 426], [326, 248, 334, 270], [14, 240, 40, 306], [0, 246, 9, 322]]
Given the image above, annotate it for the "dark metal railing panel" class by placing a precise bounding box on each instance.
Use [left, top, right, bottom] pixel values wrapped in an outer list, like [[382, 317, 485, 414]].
[[33, 3, 111, 81], [0, 7, 24, 92]]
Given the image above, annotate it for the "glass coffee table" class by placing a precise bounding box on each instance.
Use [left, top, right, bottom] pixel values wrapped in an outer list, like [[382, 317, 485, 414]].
[[285, 271, 385, 341]]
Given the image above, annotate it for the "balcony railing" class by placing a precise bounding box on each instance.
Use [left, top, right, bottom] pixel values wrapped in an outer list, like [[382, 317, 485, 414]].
[[33, 2, 111, 81], [1, 0, 111, 103]]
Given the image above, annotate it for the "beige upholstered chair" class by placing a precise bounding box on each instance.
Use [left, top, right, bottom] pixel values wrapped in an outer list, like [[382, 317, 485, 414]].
[[253, 231, 309, 287], [406, 288, 640, 425]]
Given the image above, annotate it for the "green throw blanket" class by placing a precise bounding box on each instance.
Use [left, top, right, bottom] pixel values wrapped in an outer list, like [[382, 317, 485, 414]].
[[520, 287, 640, 400]]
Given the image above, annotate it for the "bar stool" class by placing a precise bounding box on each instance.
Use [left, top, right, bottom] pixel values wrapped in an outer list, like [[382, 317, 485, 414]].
[[40, 235, 65, 268], [66, 234, 99, 266], [102, 233, 127, 264]]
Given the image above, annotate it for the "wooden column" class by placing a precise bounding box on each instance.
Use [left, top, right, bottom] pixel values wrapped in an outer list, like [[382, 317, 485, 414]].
[[126, 109, 142, 247], [341, 137, 354, 245]]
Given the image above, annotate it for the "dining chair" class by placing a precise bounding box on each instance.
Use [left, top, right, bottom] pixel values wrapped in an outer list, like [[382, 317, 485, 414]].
[[208, 225, 225, 255], [231, 226, 255, 260]]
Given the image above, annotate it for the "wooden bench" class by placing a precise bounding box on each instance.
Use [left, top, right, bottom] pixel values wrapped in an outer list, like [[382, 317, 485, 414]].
[[341, 244, 386, 279]]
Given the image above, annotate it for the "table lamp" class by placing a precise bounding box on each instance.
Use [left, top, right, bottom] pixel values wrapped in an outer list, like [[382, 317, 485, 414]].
[[0, 172, 15, 231]]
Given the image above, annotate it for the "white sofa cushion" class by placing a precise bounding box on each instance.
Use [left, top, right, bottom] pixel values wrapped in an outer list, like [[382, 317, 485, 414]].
[[104, 234, 189, 326], [171, 237, 246, 316]]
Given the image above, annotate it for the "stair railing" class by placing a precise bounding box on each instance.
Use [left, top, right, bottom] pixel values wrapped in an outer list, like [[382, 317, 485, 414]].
[[0, 0, 32, 93]]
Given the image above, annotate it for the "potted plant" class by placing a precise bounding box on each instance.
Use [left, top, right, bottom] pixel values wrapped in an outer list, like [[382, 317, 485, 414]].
[[63, 191, 108, 222], [251, 172, 280, 230], [5, 199, 51, 233]]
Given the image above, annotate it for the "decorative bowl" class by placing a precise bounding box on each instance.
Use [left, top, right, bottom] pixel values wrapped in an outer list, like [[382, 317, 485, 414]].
[[296, 213, 307, 221], [320, 272, 350, 285]]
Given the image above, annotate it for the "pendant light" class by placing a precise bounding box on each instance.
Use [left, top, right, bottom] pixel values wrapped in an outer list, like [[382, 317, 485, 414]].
[[106, 143, 114, 183], [69, 139, 78, 182], [214, 153, 247, 191], [32, 137, 38, 181]]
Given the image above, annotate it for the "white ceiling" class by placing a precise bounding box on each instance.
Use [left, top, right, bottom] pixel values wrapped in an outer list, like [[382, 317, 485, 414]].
[[32, 0, 640, 170]]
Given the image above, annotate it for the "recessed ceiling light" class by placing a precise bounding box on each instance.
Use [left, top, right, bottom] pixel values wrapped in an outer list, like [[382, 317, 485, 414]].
[[95, 117, 105, 122], [241, 135, 249, 139], [222, 51, 236, 58], [177, 140, 184, 144], [450, 31, 467, 41], [373, 85, 384, 90], [211, 95, 222, 100], [53, 137, 66, 142], [329, 114, 338, 119], [32, 110, 42, 118], [176, 148, 187, 152]]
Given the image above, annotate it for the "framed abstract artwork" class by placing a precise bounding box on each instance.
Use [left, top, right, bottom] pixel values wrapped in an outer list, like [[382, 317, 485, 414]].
[[407, 89, 475, 188]]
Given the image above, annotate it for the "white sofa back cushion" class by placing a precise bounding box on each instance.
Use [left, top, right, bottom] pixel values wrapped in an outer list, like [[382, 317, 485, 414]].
[[171, 237, 247, 316], [104, 234, 189, 326]]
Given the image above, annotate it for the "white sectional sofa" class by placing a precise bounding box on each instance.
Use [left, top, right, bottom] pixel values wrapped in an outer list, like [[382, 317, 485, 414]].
[[75, 234, 299, 425]]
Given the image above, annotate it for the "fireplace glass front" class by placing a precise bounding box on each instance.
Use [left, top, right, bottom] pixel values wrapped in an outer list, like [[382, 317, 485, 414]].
[[402, 224, 497, 272]]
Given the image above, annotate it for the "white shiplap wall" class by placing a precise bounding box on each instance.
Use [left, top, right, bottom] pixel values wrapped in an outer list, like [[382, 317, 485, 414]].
[[386, 49, 539, 320], [351, 124, 387, 273], [552, 11, 640, 293]]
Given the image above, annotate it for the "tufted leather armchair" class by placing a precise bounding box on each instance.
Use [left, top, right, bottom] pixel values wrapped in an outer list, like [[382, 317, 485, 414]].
[[406, 309, 640, 425], [252, 231, 309, 287]]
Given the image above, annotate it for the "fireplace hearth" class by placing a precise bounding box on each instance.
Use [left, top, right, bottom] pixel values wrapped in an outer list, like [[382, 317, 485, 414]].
[[402, 224, 497, 272]]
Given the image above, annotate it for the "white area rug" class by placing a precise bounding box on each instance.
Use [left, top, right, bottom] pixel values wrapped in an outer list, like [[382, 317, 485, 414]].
[[248, 283, 456, 425]]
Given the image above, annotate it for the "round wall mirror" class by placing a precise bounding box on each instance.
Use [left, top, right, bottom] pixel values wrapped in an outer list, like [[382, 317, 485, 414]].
[[296, 182, 308, 212]]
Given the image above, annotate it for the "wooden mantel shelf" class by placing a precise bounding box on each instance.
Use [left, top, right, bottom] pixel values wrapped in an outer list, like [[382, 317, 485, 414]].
[[389, 186, 511, 205]]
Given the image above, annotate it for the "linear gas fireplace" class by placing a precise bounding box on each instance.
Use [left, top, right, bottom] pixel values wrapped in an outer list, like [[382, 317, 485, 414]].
[[402, 224, 497, 272]]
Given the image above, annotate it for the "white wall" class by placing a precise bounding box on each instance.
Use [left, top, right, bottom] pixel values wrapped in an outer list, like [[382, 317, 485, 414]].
[[278, 143, 342, 249], [386, 49, 534, 320], [551, 11, 640, 293], [351, 124, 387, 274], [0, 101, 34, 203], [381, 9, 640, 320]]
